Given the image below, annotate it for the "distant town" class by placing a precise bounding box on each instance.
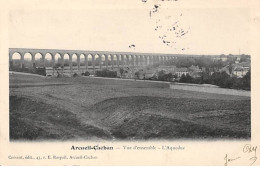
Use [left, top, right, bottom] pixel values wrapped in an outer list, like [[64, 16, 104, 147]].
[[9, 54, 251, 91]]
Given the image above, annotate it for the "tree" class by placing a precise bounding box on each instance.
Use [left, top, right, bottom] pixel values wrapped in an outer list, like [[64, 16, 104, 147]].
[[135, 71, 140, 80], [179, 74, 187, 83], [21, 64, 25, 72], [83, 71, 90, 76], [200, 70, 211, 84], [157, 70, 166, 81], [228, 63, 233, 75], [9, 61, 14, 70], [179, 74, 193, 83], [96, 69, 117, 78], [165, 73, 174, 81], [156, 70, 175, 82], [119, 68, 124, 77], [242, 70, 250, 90]]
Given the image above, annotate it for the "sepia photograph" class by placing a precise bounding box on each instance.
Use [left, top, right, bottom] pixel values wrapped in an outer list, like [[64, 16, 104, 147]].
[[8, 1, 251, 141], [1, 0, 259, 166]]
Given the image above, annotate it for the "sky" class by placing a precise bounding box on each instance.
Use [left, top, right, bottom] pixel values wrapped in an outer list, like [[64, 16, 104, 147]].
[[8, 0, 251, 55]]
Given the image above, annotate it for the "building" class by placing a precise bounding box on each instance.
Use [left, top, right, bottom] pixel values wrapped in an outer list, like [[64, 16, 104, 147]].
[[175, 67, 189, 77], [233, 62, 250, 70], [233, 67, 248, 78], [232, 62, 250, 78], [157, 65, 176, 74], [188, 65, 202, 78]]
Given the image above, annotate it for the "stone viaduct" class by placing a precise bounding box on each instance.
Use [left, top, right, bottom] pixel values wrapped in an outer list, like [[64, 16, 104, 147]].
[[9, 48, 177, 74]]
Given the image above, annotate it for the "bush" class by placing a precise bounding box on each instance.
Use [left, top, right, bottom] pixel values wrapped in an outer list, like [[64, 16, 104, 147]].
[[179, 70, 251, 91], [148, 75, 157, 81], [73, 73, 79, 77], [96, 69, 117, 78], [134, 71, 140, 79], [10, 64, 46, 76], [83, 71, 90, 76], [179, 74, 193, 83], [157, 70, 174, 82], [119, 68, 125, 77], [35, 67, 46, 76]]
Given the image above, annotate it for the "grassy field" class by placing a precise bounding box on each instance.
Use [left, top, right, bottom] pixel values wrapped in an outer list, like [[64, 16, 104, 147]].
[[9, 73, 251, 141]]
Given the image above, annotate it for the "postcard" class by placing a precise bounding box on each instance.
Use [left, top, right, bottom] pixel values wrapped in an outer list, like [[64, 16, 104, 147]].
[[0, 0, 259, 166]]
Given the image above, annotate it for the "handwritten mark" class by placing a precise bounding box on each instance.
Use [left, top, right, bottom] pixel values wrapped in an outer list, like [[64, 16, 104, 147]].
[[243, 144, 258, 166], [224, 154, 241, 166], [224, 144, 258, 166]]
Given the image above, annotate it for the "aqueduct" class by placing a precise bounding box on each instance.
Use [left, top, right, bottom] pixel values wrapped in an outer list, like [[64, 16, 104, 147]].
[[9, 48, 177, 75]]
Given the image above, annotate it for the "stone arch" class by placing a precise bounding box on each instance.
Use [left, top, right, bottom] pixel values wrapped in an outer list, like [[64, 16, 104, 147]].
[[139, 55, 144, 67], [42, 53, 53, 76], [87, 53, 94, 73], [135, 55, 139, 67], [163, 56, 167, 65], [97, 54, 102, 69], [125, 55, 130, 66], [92, 54, 99, 73], [76, 53, 81, 71], [79, 54, 85, 73], [149, 55, 153, 66], [160, 56, 164, 63], [93, 54, 99, 66], [86, 53, 92, 68], [143, 55, 147, 66], [44, 53, 53, 68], [70, 54, 78, 74], [54, 53, 62, 68], [160, 56, 164, 64], [51, 53, 62, 76], [111, 54, 117, 69], [71, 54, 78, 67], [34, 53, 44, 67], [11, 52, 22, 62], [10, 52, 22, 60], [63, 53, 70, 67], [130, 55, 134, 66], [83, 53, 89, 71], [100, 54, 106, 68], [9, 51, 18, 61], [121, 54, 126, 67], [144, 55, 148, 66], [23, 52, 33, 68], [106, 54, 112, 68], [151, 56, 155, 65], [157, 56, 160, 63], [116, 54, 120, 68], [108, 54, 115, 69], [101, 54, 107, 69], [79, 54, 85, 66], [10, 52, 22, 69]]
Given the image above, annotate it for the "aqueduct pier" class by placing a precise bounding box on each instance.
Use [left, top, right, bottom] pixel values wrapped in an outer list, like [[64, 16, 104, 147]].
[[9, 48, 178, 74]]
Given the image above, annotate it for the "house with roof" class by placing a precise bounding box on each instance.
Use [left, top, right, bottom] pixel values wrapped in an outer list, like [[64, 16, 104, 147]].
[[232, 62, 250, 78], [175, 67, 189, 77], [157, 65, 176, 74], [233, 62, 250, 70], [233, 67, 249, 78], [188, 65, 202, 78]]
